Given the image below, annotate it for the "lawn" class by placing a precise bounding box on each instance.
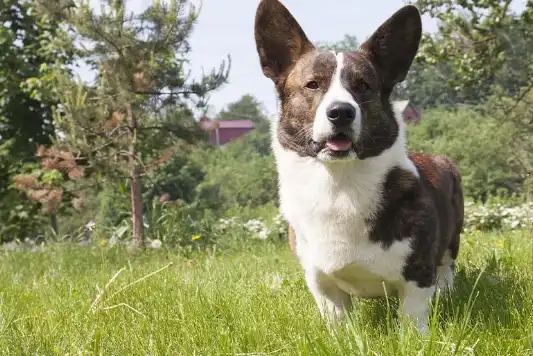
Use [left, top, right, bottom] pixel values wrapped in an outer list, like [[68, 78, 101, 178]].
[[0, 230, 532, 355]]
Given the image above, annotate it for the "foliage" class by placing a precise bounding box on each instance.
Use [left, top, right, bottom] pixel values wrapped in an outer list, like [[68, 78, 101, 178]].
[[414, 0, 530, 96], [142, 149, 206, 204], [407, 108, 524, 201], [41, 0, 229, 246], [316, 34, 359, 52], [389, 1, 533, 110], [94, 198, 220, 249], [0, 0, 74, 239], [408, 0, 533, 184], [139, 108, 211, 205], [0, 0, 72, 158], [217, 213, 286, 241], [482, 87, 533, 197], [196, 133, 277, 212], [194, 94, 276, 213], [12, 145, 89, 235]]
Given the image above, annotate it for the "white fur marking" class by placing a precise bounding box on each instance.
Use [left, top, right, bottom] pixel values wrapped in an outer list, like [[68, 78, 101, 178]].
[[399, 282, 435, 334], [306, 268, 352, 323], [312, 53, 361, 143], [437, 250, 455, 292]]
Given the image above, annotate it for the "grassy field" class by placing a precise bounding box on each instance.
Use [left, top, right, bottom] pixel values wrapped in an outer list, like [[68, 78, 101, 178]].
[[0, 230, 531, 355]]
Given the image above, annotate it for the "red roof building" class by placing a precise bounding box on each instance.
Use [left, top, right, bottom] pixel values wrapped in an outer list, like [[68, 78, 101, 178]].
[[199, 116, 255, 146]]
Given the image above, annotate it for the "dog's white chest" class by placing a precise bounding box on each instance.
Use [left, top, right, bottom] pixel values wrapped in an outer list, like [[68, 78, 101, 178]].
[[299, 230, 412, 296], [276, 151, 413, 296], [326, 241, 411, 297]]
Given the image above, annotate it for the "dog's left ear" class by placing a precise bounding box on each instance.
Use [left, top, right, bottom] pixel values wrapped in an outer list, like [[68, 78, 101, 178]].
[[360, 5, 422, 94]]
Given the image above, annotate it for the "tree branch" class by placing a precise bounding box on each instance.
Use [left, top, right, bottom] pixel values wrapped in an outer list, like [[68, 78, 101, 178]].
[[91, 23, 124, 59], [504, 79, 533, 115]]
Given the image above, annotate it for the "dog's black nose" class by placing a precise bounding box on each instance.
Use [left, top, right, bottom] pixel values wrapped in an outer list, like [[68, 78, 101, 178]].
[[326, 102, 356, 126]]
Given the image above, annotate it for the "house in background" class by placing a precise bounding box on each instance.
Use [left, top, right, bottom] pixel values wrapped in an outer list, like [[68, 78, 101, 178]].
[[393, 100, 423, 123], [199, 116, 255, 146]]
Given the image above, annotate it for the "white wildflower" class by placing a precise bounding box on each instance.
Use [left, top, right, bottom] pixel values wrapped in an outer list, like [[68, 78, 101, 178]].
[[85, 220, 96, 231], [149, 239, 162, 249]]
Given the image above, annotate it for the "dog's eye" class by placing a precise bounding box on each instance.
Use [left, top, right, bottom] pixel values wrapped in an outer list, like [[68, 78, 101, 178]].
[[305, 81, 319, 90], [360, 81, 371, 91]]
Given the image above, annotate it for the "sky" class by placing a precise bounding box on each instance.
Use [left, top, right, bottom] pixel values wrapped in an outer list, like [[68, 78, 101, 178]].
[[81, 0, 441, 117]]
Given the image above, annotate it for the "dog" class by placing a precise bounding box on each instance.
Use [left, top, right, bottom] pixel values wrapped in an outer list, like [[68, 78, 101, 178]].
[[254, 0, 464, 333]]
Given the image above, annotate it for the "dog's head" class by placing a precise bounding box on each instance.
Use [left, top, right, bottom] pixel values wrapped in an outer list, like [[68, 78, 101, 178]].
[[254, 0, 422, 161]]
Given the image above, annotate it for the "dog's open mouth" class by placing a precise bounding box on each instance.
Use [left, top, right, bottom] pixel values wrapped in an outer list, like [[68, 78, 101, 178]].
[[325, 133, 353, 152]]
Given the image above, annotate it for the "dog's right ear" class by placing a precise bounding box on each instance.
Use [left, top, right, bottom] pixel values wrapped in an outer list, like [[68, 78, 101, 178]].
[[254, 0, 314, 85]]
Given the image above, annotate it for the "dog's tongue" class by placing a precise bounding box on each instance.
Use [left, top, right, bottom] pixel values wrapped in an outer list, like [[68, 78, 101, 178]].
[[326, 138, 352, 151]]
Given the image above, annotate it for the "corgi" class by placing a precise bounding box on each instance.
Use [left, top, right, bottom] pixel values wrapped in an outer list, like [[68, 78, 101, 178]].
[[254, 0, 464, 333]]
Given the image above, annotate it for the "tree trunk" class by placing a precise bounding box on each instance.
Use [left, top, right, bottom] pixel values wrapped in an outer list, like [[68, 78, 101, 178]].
[[130, 164, 144, 247], [50, 213, 58, 236], [127, 103, 144, 248]]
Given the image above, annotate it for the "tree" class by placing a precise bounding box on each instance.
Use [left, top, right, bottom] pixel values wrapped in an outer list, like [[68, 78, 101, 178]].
[[413, 0, 533, 104], [216, 94, 270, 133], [0, 0, 75, 240], [42, 0, 229, 247], [413, 0, 533, 192], [316, 34, 359, 52]]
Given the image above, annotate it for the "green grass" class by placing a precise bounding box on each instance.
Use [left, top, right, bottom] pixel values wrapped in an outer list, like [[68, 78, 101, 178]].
[[0, 230, 532, 355]]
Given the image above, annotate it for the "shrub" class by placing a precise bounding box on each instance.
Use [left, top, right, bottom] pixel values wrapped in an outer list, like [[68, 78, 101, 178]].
[[464, 200, 533, 232]]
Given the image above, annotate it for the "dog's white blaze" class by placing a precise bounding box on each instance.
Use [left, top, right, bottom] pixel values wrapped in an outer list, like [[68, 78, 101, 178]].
[[312, 52, 362, 143]]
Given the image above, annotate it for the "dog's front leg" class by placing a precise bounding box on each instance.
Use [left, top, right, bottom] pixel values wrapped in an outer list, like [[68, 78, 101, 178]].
[[305, 268, 352, 324], [398, 281, 435, 334]]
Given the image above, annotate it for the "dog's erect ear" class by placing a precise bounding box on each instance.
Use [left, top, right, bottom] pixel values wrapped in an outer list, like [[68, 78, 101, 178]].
[[254, 0, 314, 85], [360, 5, 422, 94]]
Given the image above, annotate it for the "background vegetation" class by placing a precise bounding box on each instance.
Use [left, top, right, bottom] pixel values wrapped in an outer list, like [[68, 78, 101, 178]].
[[2, 0, 532, 246]]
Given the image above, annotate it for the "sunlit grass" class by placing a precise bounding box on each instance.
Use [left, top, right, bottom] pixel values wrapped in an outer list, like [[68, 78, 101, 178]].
[[0, 230, 531, 355]]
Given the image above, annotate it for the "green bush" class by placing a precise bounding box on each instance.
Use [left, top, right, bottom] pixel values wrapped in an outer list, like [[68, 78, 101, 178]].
[[194, 130, 278, 212]]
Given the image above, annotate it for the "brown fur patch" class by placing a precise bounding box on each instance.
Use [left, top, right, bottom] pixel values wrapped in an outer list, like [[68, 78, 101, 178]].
[[409, 152, 440, 187], [278, 52, 336, 156]]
